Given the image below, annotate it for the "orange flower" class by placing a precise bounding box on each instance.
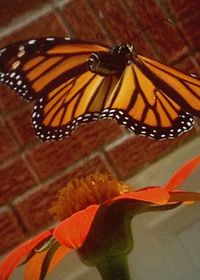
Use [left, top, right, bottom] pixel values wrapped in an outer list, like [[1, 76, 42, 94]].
[[1, 155, 200, 280]]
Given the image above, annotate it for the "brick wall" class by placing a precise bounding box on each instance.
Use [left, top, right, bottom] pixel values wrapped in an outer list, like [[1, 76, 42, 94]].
[[0, 0, 200, 255]]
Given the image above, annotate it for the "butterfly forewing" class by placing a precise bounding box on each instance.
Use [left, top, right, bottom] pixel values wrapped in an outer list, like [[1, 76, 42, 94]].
[[0, 38, 109, 102], [101, 64, 194, 140], [138, 55, 200, 117]]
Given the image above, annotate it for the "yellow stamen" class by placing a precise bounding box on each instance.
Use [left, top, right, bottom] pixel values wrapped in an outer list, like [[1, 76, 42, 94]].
[[50, 173, 131, 221]]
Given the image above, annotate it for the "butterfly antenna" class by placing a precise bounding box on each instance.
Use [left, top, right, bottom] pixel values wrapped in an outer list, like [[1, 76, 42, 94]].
[[109, 7, 174, 45], [135, 17, 175, 38]]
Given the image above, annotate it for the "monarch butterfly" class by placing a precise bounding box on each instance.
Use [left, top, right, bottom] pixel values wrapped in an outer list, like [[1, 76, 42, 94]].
[[0, 37, 200, 141]]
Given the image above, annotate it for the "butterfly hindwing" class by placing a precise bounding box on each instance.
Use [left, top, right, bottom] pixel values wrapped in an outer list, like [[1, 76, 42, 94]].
[[32, 70, 118, 140]]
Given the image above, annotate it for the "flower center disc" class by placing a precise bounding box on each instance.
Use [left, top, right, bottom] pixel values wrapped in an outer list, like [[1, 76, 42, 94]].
[[50, 174, 130, 221]]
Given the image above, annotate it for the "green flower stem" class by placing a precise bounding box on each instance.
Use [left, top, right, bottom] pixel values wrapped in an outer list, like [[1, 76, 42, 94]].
[[77, 201, 141, 280], [95, 254, 131, 280]]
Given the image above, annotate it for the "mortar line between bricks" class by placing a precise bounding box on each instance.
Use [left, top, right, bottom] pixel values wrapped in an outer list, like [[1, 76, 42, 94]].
[[129, 133, 199, 180], [9, 202, 54, 246], [29, 149, 110, 186], [123, 0, 200, 67], [174, 23, 200, 69], [0, 123, 124, 169], [99, 132, 134, 178], [0, 115, 21, 157], [1, 103, 39, 149], [9, 206, 29, 235], [12, 124, 125, 181], [22, 154, 41, 184], [0, 101, 33, 120], [158, 0, 200, 67], [0, 144, 123, 201], [194, 121, 200, 133], [159, 0, 200, 27], [87, 0, 122, 45], [170, 52, 200, 71], [0, 221, 52, 257], [89, 147, 119, 178], [100, 151, 121, 178], [86, 0, 115, 45], [0, 0, 74, 41], [101, 151, 122, 179], [0, 98, 5, 118], [2, 114, 25, 150], [103, 131, 133, 151], [57, 150, 112, 178], [8, 211, 56, 250], [53, 5, 76, 38], [0, 205, 12, 214], [0, 204, 29, 253], [52, 0, 73, 8], [122, 0, 164, 61], [11, 150, 113, 205], [0, 138, 38, 167], [0, 4, 53, 39], [10, 183, 56, 238]]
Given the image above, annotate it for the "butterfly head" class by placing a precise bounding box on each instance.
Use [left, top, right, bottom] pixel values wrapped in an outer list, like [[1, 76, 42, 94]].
[[112, 44, 135, 63]]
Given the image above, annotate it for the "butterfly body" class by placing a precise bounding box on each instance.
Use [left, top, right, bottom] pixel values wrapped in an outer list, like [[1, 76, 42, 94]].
[[0, 37, 200, 141], [89, 44, 134, 76]]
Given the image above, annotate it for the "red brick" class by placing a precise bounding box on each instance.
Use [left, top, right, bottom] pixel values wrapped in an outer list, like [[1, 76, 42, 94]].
[[168, 0, 200, 19], [0, 11, 68, 48], [6, 106, 37, 146], [125, 0, 188, 63], [0, 158, 37, 205], [0, 0, 49, 28], [0, 208, 25, 254], [125, 0, 164, 27], [107, 130, 196, 179], [195, 118, 200, 130], [62, 0, 111, 44], [0, 85, 25, 114], [174, 55, 200, 74], [146, 21, 187, 64], [195, 52, 200, 74], [89, 0, 154, 56], [27, 120, 122, 180], [63, 154, 113, 179], [15, 186, 56, 232], [0, 120, 17, 161], [15, 155, 113, 232], [179, 11, 200, 52]]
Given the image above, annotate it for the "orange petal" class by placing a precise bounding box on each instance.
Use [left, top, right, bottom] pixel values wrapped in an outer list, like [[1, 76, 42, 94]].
[[114, 187, 169, 205], [165, 155, 200, 191], [24, 250, 48, 280], [0, 231, 52, 280], [53, 205, 99, 249], [24, 245, 70, 280], [169, 190, 200, 203]]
